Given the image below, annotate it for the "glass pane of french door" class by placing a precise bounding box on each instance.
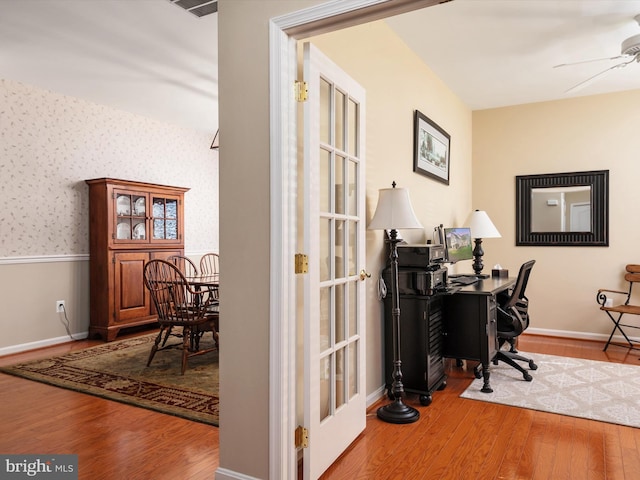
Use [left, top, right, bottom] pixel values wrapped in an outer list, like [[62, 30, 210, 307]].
[[318, 87, 361, 422]]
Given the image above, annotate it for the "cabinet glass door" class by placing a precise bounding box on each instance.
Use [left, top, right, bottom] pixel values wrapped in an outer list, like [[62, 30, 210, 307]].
[[115, 192, 147, 241], [152, 196, 179, 240]]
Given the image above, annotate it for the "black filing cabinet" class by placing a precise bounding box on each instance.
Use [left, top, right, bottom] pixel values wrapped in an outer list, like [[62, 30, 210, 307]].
[[383, 293, 447, 406]]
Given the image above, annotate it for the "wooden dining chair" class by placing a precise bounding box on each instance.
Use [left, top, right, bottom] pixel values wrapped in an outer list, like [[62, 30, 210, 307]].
[[199, 252, 220, 305], [168, 254, 219, 350], [199, 252, 219, 275], [167, 254, 199, 277], [164, 255, 201, 344], [143, 259, 217, 374]]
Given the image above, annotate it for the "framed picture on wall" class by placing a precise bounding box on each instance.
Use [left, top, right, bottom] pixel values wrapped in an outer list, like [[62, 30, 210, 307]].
[[413, 110, 450, 185]]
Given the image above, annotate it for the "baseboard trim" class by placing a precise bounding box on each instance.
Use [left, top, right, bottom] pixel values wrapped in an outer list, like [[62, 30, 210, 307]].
[[525, 327, 639, 344], [0, 332, 88, 357], [214, 467, 262, 480], [367, 385, 386, 408]]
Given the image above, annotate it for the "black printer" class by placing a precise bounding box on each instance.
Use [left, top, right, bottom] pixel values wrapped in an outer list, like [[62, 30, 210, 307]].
[[397, 244, 446, 267], [385, 244, 448, 295]]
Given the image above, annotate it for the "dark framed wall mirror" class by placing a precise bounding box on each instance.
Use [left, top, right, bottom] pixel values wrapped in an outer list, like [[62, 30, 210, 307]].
[[516, 170, 609, 246]]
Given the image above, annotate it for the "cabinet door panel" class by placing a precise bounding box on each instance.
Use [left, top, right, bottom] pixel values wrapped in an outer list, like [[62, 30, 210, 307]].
[[150, 195, 183, 243], [114, 252, 150, 322], [398, 298, 428, 389], [113, 189, 151, 245]]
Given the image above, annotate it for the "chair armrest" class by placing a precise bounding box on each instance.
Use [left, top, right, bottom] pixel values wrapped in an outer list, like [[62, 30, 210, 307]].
[[597, 288, 627, 295], [596, 288, 629, 306]]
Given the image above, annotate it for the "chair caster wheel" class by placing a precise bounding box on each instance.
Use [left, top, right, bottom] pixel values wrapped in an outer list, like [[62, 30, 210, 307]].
[[523, 372, 533, 382], [529, 361, 538, 370]]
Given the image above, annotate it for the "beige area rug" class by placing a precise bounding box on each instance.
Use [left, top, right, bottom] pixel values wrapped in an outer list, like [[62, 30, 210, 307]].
[[0, 332, 219, 426], [461, 352, 640, 428]]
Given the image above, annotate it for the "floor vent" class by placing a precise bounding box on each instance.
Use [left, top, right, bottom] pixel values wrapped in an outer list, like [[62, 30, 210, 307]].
[[169, 0, 218, 18]]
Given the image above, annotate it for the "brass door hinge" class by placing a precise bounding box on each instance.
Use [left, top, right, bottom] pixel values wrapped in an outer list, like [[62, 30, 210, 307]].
[[295, 253, 308, 274], [295, 425, 309, 449], [294, 80, 308, 102]]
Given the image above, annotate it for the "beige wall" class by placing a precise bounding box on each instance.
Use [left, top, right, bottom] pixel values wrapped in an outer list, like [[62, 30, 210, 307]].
[[0, 260, 89, 348], [473, 90, 640, 337], [218, 2, 325, 478]]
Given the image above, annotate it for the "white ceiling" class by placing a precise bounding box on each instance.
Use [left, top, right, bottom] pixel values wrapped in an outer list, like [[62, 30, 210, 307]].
[[0, 0, 218, 133], [2, 0, 640, 132], [387, 0, 640, 110]]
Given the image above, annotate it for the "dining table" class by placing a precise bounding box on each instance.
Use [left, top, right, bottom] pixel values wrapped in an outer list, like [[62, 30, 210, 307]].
[[185, 273, 220, 289]]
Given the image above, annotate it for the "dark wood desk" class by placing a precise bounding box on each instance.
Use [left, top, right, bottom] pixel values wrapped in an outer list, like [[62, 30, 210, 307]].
[[442, 276, 515, 393], [382, 273, 515, 404]]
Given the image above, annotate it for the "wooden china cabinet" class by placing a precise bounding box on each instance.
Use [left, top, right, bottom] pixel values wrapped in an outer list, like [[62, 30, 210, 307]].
[[85, 178, 190, 341]]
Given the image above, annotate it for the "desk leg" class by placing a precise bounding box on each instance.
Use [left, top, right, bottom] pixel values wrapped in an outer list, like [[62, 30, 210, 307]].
[[480, 363, 493, 393]]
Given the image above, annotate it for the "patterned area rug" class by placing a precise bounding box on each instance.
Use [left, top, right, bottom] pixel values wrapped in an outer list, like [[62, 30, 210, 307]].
[[461, 352, 640, 428], [0, 332, 219, 426]]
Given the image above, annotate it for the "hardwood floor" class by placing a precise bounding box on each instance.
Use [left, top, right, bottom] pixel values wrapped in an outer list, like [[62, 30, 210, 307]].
[[320, 335, 640, 480], [1, 333, 639, 479], [0, 329, 218, 480]]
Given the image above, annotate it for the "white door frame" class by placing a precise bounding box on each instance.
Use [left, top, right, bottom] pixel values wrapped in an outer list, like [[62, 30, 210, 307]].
[[267, 1, 439, 478]]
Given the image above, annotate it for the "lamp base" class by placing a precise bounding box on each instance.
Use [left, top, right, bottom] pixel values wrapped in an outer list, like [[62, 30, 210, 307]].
[[376, 398, 420, 424], [472, 238, 485, 277]]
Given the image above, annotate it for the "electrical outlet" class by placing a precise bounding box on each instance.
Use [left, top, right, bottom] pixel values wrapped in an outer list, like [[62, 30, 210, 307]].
[[56, 300, 66, 313]]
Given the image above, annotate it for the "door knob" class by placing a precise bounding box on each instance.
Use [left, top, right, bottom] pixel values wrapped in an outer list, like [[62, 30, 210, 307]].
[[359, 269, 371, 281]]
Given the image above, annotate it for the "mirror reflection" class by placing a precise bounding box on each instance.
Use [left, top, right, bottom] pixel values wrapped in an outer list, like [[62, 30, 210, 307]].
[[531, 186, 591, 232]]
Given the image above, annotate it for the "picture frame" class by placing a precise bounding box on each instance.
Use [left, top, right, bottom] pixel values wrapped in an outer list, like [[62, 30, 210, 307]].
[[413, 110, 450, 185]]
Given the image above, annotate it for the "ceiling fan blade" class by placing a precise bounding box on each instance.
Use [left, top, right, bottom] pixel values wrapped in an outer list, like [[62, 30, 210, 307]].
[[564, 57, 637, 94], [554, 55, 629, 68]]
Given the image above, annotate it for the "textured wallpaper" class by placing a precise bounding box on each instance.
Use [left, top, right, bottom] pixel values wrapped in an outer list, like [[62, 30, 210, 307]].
[[0, 79, 219, 257]]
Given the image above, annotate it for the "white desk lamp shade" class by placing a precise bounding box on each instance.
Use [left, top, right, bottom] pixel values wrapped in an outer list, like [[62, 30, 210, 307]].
[[465, 210, 501, 238], [369, 187, 423, 230]]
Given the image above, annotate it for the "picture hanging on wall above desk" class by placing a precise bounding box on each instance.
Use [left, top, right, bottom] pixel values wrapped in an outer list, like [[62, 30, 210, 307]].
[[413, 109, 450, 185]]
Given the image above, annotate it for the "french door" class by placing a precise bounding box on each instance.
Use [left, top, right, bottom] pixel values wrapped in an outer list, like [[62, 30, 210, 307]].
[[302, 42, 367, 480]]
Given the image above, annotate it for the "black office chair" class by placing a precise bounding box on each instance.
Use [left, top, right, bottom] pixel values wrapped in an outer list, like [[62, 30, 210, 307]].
[[492, 259, 537, 381]]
